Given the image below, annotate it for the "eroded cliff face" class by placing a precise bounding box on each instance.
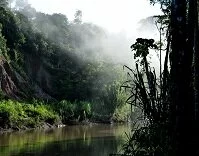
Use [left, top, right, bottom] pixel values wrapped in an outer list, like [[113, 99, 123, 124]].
[[23, 53, 56, 100], [0, 56, 53, 101], [0, 57, 20, 99]]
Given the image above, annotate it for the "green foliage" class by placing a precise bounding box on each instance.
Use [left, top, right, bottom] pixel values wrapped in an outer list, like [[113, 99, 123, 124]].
[[0, 100, 59, 129], [77, 101, 92, 119], [112, 104, 131, 122], [0, 23, 9, 60], [121, 35, 171, 155], [122, 123, 171, 156], [0, 3, 130, 127], [91, 78, 131, 122], [52, 100, 92, 122], [111, 84, 131, 122], [123, 37, 170, 124], [126, 0, 199, 155], [0, 7, 25, 51], [53, 100, 75, 122], [0, 7, 25, 72]]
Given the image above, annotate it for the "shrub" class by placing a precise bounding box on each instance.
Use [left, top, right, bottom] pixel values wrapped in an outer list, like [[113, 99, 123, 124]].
[[53, 100, 92, 122], [0, 100, 59, 129], [112, 104, 131, 122], [53, 100, 75, 122]]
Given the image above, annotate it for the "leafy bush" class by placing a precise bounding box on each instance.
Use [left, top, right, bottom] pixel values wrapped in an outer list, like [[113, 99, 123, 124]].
[[74, 101, 92, 120], [53, 100, 75, 122], [53, 100, 92, 122], [0, 100, 59, 129], [112, 104, 131, 122], [122, 123, 171, 156]]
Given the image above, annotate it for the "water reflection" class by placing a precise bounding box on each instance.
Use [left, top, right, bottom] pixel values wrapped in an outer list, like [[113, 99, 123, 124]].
[[0, 124, 131, 156]]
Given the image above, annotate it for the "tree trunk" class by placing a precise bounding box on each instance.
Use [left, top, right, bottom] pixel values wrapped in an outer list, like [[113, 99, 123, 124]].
[[193, 0, 199, 155], [170, 0, 194, 155]]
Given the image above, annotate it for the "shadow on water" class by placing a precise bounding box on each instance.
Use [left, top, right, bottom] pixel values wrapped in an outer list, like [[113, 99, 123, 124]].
[[0, 124, 131, 156]]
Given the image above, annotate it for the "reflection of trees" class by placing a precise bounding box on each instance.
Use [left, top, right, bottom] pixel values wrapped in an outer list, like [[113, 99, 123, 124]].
[[3, 136, 122, 156], [41, 136, 122, 156], [0, 125, 129, 156]]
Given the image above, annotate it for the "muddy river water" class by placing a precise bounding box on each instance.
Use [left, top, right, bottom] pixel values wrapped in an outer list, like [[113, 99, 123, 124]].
[[0, 124, 131, 156]]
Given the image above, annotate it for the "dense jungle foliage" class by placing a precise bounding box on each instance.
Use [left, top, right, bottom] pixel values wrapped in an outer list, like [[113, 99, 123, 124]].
[[121, 0, 199, 155], [0, 0, 131, 129]]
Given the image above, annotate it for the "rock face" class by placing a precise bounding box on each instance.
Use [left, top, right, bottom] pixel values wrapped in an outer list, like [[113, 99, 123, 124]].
[[0, 57, 20, 99], [0, 56, 53, 100], [23, 54, 55, 100]]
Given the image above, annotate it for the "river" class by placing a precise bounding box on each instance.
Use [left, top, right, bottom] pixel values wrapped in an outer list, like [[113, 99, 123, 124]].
[[0, 124, 131, 156]]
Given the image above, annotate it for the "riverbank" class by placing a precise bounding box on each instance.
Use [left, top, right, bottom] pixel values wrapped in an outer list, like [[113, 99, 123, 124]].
[[0, 119, 129, 134], [0, 122, 59, 134], [0, 99, 130, 134], [0, 118, 128, 134], [0, 122, 126, 135], [0, 100, 60, 132]]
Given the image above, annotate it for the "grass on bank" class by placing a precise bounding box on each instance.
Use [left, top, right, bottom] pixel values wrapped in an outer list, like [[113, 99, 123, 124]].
[[51, 100, 92, 122], [0, 98, 133, 130], [0, 100, 59, 129]]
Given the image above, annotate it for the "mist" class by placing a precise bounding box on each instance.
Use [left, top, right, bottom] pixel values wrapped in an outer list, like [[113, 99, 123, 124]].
[[0, 0, 165, 141], [11, 0, 161, 67], [3, 0, 162, 103]]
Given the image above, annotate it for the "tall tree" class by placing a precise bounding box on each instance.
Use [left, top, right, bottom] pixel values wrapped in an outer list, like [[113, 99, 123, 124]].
[[169, 0, 199, 155], [191, 0, 199, 154], [73, 10, 82, 24]]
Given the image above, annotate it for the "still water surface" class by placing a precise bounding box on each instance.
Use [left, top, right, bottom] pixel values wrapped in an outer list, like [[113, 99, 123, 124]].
[[0, 124, 131, 156]]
